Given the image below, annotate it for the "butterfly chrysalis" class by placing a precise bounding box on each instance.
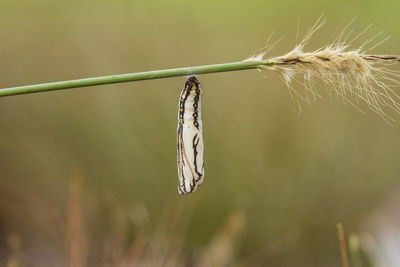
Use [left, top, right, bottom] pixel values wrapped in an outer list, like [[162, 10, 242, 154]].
[[177, 76, 204, 194]]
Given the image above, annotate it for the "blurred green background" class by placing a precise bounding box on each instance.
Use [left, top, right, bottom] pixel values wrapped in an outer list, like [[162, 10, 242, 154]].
[[1, 0, 400, 266]]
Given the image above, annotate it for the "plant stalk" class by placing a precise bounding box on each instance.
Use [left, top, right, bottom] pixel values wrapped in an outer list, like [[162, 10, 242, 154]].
[[0, 60, 273, 97]]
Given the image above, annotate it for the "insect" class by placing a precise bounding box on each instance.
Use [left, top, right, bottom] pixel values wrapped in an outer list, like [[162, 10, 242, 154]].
[[177, 76, 204, 194]]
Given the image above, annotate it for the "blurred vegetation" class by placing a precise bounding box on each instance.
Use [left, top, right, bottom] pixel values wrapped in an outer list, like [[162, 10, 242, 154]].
[[1, 0, 400, 266]]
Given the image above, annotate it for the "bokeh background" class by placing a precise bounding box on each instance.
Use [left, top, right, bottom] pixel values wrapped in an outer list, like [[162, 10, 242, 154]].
[[1, 0, 400, 266]]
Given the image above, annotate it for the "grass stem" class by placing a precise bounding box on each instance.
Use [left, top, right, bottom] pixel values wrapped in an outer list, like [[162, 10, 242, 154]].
[[0, 61, 273, 97], [337, 223, 350, 267]]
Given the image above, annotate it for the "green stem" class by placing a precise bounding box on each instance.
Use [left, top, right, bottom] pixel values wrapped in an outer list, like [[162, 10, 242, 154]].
[[0, 60, 273, 97]]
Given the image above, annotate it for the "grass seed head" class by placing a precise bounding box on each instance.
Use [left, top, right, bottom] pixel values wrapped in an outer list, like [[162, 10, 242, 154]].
[[250, 17, 400, 123]]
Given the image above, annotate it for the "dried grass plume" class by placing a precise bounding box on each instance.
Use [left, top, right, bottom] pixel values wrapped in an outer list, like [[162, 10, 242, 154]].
[[246, 17, 400, 123]]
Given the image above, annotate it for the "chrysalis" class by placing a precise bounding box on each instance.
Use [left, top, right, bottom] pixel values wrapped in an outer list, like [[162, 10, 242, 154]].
[[177, 76, 204, 194]]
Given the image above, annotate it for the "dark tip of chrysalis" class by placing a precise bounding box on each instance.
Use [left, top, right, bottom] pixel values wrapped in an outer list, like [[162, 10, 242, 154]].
[[187, 75, 200, 84], [187, 75, 197, 82], [187, 76, 200, 89]]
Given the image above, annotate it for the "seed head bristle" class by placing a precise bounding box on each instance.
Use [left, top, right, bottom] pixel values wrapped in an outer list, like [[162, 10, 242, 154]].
[[249, 18, 400, 124]]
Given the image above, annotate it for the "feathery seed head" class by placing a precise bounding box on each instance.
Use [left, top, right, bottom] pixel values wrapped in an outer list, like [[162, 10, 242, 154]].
[[248, 18, 400, 123]]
